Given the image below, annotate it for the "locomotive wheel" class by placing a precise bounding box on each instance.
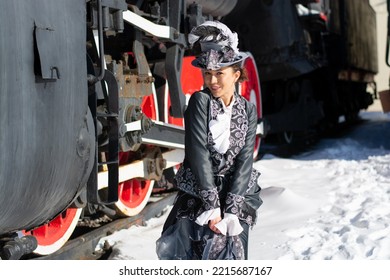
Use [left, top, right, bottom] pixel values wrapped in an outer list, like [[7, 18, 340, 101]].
[[113, 88, 159, 216], [23, 208, 82, 255], [115, 178, 154, 216], [241, 53, 262, 159], [115, 150, 154, 216]]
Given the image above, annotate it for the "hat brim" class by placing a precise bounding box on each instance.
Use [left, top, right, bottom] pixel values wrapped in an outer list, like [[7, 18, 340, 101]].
[[191, 52, 249, 70]]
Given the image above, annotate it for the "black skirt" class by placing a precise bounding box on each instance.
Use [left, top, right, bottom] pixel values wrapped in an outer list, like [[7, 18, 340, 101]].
[[156, 191, 250, 260]]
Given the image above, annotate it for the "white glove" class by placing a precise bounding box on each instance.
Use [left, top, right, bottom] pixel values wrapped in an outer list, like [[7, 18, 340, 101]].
[[215, 213, 243, 236]]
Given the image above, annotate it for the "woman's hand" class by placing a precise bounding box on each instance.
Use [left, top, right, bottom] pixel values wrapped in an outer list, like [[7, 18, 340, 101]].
[[208, 216, 222, 234]]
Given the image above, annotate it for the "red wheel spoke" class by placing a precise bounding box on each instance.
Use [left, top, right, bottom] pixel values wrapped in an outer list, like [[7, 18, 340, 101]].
[[22, 208, 82, 255]]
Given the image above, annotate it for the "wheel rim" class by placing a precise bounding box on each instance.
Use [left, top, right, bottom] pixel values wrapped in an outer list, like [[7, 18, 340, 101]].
[[115, 176, 154, 216], [241, 53, 262, 159], [115, 149, 154, 218], [23, 208, 82, 255]]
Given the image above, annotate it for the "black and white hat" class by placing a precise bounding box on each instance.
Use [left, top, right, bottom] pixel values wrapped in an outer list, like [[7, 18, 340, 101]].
[[188, 21, 248, 70]]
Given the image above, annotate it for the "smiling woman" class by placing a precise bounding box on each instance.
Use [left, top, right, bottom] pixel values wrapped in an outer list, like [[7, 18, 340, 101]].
[[156, 20, 262, 260]]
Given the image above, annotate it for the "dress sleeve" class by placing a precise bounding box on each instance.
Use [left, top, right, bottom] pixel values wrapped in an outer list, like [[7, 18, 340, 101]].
[[185, 92, 220, 210], [224, 101, 257, 217]]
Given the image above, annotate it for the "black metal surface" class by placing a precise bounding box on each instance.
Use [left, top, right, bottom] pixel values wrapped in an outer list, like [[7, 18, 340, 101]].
[[0, 0, 94, 233], [34, 26, 60, 80], [88, 70, 119, 205], [165, 0, 186, 118], [141, 122, 185, 149], [223, 0, 320, 82], [0, 236, 38, 260], [328, 0, 378, 74], [185, 0, 238, 17], [221, 0, 377, 140]]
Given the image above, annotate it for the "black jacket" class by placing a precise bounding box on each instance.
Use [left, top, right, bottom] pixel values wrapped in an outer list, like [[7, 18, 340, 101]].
[[174, 89, 262, 225]]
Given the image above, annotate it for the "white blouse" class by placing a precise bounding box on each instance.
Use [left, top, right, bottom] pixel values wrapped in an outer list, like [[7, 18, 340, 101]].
[[208, 96, 234, 154]]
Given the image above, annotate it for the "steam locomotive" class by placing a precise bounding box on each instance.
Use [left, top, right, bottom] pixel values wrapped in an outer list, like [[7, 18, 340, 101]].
[[0, 0, 377, 259]]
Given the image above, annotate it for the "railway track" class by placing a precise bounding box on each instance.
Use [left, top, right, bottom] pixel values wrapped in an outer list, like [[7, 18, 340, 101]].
[[30, 192, 176, 260]]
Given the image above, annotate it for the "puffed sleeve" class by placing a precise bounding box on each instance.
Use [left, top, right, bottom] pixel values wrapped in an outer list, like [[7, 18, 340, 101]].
[[184, 91, 220, 211], [224, 100, 257, 217]]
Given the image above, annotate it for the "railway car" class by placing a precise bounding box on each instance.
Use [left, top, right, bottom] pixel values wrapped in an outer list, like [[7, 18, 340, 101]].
[[0, 0, 377, 259], [223, 0, 377, 143], [381, 0, 390, 113]]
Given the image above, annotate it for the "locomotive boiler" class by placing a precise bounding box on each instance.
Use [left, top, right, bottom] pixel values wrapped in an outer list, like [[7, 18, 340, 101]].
[[0, 0, 378, 259]]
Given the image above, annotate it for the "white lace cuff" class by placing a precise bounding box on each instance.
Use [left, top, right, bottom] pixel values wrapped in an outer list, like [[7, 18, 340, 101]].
[[215, 213, 243, 236], [195, 208, 221, 226]]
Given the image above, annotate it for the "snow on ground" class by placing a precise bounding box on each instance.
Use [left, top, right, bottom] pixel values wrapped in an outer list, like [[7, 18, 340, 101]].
[[98, 111, 390, 260]]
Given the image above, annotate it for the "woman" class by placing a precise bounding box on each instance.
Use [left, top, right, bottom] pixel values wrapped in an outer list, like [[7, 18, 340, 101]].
[[156, 20, 262, 260]]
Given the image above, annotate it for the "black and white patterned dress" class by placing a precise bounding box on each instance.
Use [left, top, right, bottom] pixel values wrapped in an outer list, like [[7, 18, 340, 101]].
[[157, 89, 262, 260]]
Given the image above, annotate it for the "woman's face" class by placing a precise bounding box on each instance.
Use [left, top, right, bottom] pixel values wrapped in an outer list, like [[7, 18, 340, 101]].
[[202, 66, 240, 106]]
